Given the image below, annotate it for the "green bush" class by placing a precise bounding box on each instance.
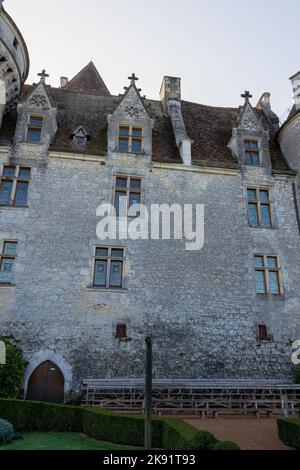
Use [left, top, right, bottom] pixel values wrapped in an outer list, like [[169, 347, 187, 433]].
[[0, 398, 238, 450], [277, 418, 300, 449], [213, 441, 240, 450], [0, 337, 27, 398], [188, 430, 218, 450], [0, 418, 15, 444]]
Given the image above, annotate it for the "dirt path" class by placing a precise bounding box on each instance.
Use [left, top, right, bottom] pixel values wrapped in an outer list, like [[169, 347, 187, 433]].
[[184, 418, 291, 450]]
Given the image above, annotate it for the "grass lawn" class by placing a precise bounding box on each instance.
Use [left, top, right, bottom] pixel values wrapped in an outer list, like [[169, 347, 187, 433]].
[[0, 432, 141, 451]]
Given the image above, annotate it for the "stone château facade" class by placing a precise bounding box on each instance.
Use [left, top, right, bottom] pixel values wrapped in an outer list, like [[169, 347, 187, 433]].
[[0, 3, 299, 400]]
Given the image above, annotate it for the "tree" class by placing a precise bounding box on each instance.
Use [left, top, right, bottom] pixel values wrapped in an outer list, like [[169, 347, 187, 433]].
[[0, 337, 28, 398]]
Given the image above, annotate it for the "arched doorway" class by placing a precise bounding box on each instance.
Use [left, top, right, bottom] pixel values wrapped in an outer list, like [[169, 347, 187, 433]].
[[26, 361, 64, 403]]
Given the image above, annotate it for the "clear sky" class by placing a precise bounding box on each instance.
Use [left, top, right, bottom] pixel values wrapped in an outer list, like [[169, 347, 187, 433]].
[[5, 0, 300, 119]]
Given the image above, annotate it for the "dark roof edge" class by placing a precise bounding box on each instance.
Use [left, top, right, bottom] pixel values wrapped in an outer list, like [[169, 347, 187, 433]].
[[277, 108, 300, 136]]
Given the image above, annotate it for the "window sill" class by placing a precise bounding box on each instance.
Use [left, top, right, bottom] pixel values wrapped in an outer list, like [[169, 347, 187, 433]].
[[249, 226, 277, 231], [256, 294, 284, 301], [0, 282, 15, 288], [115, 151, 144, 157], [0, 205, 29, 210], [86, 286, 128, 293]]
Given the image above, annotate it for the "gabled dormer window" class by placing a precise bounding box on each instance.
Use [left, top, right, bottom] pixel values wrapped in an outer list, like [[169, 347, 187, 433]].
[[244, 140, 260, 166], [26, 115, 43, 144], [72, 126, 88, 151], [118, 126, 143, 154]]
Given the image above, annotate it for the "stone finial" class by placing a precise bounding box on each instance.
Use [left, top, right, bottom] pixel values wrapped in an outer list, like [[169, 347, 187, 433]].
[[241, 90, 253, 102], [38, 69, 49, 84], [128, 73, 139, 85]]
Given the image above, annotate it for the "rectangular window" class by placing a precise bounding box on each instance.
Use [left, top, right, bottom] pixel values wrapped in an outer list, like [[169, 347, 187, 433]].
[[26, 115, 43, 144], [254, 255, 282, 296], [93, 247, 125, 288], [258, 325, 269, 341], [0, 165, 31, 206], [247, 188, 272, 228], [114, 175, 142, 216], [118, 126, 143, 154], [0, 241, 17, 283], [115, 324, 127, 339], [244, 140, 260, 166]]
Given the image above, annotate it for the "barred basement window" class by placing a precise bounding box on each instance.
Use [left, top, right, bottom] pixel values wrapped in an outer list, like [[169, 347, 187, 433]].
[[118, 126, 143, 154], [0, 165, 31, 206], [247, 188, 272, 228], [244, 140, 260, 166], [258, 325, 269, 341], [93, 247, 125, 288], [115, 324, 127, 339], [0, 241, 18, 283], [114, 175, 142, 216], [26, 115, 43, 143], [254, 255, 282, 296]]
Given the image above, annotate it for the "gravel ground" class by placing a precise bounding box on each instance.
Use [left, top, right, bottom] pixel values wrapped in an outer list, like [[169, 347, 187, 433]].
[[184, 418, 292, 450]]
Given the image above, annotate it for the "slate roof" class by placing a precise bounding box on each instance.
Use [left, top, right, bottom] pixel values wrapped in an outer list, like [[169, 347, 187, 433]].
[[0, 65, 291, 172], [63, 62, 110, 96]]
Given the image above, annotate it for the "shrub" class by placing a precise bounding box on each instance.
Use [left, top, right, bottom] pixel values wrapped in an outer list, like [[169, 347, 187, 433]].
[[0, 418, 15, 444], [0, 398, 238, 450], [188, 430, 218, 450], [213, 441, 240, 450], [277, 418, 300, 449], [0, 337, 27, 399]]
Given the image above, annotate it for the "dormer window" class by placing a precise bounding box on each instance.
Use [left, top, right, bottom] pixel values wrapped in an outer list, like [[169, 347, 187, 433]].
[[244, 140, 260, 166], [72, 126, 88, 151], [118, 126, 142, 154], [26, 115, 43, 144]]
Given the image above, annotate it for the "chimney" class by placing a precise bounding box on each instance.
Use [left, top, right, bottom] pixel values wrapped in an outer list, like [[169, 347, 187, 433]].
[[160, 76, 181, 113], [160, 76, 192, 165], [290, 71, 300, 110], [257, 92, 271, 113], [60, 77, 68, 88]]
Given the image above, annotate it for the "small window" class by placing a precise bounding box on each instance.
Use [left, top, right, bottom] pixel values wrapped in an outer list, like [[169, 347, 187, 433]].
[[247, 188, 272, 228], [13, 37, 19, 50], [244, 140, 260, 166], [258, 325, 269, 341], [118, 126, 143, 154], [254, 255, 282, 296], [114, 175, 142, 216], [26, 115, 43, 144], [115, 324, 127, 339], [0, 165, 31, 207], [72, 127, 88, 151], [93, 247, 125, 288], [0, 241, 18, 283]]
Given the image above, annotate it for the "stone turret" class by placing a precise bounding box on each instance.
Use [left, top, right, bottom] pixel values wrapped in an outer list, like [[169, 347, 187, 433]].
[[0, 1, 29, 127]]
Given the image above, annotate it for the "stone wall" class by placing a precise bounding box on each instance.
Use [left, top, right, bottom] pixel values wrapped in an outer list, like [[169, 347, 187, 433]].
[[1, 145, 300, 390]]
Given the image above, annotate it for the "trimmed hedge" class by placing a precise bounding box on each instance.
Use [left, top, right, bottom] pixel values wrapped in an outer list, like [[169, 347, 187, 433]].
[[0, 399, 239, 450], [213, 441, 240, 450], [277, 418, 300, 449]]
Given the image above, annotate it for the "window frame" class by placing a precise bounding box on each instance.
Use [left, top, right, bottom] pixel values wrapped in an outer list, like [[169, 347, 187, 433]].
[[0, 164, 31, 207], [246, 186, 273, 229], [0, 240, 18, 284], [118, 125, 143, 154], [254, 254, 283, 296], [244, 139, 261, 166], [26, 114, 44, 144], [257, 324, 269, 342], [113, 174, 142, 216], [93, 246, 125, 289], [115, 323, 128, 339]]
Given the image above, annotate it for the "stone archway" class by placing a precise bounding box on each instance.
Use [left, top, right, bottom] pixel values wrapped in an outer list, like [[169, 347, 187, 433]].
[[26, 361, 64, 403], [24, 350, 72, 402]]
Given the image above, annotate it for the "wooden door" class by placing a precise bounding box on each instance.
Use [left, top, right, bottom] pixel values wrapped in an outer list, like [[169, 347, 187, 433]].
[[26, 361, 64, 403]]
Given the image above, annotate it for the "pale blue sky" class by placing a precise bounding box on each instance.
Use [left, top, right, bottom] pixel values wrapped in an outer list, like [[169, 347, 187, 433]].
[[6, 0, 300, 118]]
